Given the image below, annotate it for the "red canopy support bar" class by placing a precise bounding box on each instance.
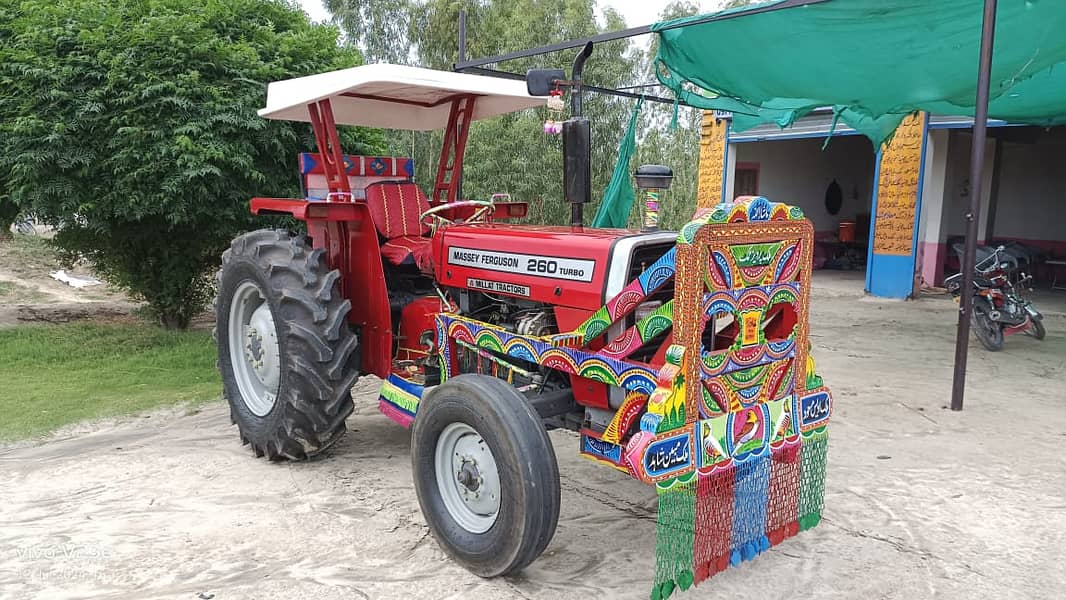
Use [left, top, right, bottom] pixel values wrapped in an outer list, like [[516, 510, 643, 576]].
[[308, 99, 352, 198], [433, 95, 475, 204]]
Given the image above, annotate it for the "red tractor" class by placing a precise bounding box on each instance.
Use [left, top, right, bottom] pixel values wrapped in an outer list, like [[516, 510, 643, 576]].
[[216, 62, 831, 597]]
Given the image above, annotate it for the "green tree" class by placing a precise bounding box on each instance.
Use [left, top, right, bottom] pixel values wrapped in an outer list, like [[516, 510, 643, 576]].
[[0, 0, 382, 327], [633, 1, 703, 230], [0, 193, 17, 241], [323, 0, 413, 63], [325, 0, 641, 226]]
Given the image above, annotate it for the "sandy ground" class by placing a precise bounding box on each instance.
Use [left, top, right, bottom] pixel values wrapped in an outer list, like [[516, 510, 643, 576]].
[[1, 272, 1065, 600]]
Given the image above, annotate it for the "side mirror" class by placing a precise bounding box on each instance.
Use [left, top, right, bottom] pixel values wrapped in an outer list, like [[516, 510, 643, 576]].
[[526, 68, 566, 96]]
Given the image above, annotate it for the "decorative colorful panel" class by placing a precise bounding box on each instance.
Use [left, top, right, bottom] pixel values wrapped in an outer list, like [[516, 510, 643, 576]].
[[641, 197, 832, 599], [298, 152, 414, 177], [567, 247, 677, 345], [437, 315, 659, 395], [378, 373, 423, 428], [300, 153, 415, 201]]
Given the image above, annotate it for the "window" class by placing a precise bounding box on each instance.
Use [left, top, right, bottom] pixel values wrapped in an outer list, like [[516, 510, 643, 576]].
[[735, 162, 760, 198]]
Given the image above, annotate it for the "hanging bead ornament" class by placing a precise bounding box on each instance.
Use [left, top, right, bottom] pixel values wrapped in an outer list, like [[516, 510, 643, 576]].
[[546, 89, 565, 111], [543, 88, 565, 134]]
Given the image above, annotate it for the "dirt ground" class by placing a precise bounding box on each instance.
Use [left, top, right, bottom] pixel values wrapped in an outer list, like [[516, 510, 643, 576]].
[[0, 232, 136, 328], [1, 272, 1064, 600]]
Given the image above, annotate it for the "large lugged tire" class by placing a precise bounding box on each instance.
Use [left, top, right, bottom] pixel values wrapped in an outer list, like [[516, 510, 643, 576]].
[[215, 229, 358, 460], [412, 374, 560, 577]]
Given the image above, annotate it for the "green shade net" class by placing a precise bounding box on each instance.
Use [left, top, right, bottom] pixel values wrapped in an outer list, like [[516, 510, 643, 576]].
[[653, 0, 1066, 146], [591, 96, 644, 228]]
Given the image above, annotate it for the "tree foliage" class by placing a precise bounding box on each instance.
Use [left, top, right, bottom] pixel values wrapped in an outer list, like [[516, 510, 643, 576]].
[[0, 0, 382, 327], [326, 0, 644, 225], [317, 0, 731, 229], [0, 193, 17, 240]]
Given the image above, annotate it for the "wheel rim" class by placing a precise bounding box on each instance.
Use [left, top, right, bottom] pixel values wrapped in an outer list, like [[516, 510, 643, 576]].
[[228, 281, 281, 416], [434, 422, 501, 534]]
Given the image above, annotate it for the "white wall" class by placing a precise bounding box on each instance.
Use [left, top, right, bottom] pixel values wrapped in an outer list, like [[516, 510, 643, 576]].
[[917, 130, 950, 245], [992, 132, 1066, 242], [942, 131, 995, 243], [733, 135, 876, 233]]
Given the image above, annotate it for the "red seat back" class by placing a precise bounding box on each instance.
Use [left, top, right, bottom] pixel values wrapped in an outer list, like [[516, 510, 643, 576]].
[[365, 182, 431, 239]]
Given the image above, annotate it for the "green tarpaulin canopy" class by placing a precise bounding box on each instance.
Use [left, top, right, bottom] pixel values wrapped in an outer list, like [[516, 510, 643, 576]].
[[653, 0, 1066, 146], [592, 96, 644, 228]]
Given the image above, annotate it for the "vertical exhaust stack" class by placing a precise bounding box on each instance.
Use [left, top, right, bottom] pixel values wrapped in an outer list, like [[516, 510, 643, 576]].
[[634, 165, 673, 232], [562, 117, 591, 228], [564, 42, 594, 230]]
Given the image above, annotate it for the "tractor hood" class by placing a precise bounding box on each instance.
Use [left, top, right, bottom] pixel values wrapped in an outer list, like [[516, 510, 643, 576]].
[[435, 224, 677, 310]]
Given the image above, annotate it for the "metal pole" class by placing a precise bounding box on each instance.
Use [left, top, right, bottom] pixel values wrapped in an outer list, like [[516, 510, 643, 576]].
[[951, 0, 998, 412], [458, 65, 690, 107], [570, 42, 593, 117], [458, 10, 466, 64]]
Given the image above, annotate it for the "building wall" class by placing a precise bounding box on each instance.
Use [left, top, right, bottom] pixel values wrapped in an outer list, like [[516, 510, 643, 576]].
[[916, 130, 950, 286], [733, 135, 876, 234], [926, 127, 1066, 282], [941, 131, 995, 243], [993, 135, 1066, 250]]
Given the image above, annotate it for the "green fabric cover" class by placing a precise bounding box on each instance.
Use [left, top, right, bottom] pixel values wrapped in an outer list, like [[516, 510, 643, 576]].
[[653, 0, 1066, 146], [591, 96, 644, 228]]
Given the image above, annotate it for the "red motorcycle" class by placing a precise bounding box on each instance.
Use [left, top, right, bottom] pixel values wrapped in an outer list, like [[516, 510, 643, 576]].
[[945, 245, 1046, 351]]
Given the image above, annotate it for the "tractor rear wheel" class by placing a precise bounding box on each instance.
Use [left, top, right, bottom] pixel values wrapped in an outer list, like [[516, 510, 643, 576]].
[[411, 374, 560, 577], [215, 229, 358, 460]]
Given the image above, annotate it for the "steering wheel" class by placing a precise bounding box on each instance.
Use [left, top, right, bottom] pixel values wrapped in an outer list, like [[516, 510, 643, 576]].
[[421, 200, 494, 232]]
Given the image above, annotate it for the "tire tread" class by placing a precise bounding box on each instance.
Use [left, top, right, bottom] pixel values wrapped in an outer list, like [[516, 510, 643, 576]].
[[217, 229, 357, 461]]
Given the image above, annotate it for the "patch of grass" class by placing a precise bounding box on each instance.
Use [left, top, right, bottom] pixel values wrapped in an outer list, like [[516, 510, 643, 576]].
[[0, 322, 221, 440], [0, 234, 62, 276], [0, 279, 48, 303]]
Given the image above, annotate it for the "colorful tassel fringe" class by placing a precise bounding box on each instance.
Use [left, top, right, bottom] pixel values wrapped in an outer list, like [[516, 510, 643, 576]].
[[652, 432, 828, 599]]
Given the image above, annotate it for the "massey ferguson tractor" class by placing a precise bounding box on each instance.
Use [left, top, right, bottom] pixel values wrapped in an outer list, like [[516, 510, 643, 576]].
[[216, 61, 832, 599]]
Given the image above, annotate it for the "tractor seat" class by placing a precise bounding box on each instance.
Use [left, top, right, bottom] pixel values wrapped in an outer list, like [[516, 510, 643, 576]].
[[365, 181, 433, 271]]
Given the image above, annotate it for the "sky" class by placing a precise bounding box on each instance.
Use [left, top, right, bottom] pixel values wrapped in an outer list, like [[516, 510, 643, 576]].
[[296, 1, 722, 31]]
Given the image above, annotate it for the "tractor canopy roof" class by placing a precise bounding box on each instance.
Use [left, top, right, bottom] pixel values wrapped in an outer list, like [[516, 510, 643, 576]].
[[258, 64, 546, 130]]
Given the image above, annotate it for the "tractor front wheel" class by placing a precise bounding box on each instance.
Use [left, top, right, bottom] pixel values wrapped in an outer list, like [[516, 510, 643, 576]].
[[216, 229, 359, 460], [411, 374, 560, 577]]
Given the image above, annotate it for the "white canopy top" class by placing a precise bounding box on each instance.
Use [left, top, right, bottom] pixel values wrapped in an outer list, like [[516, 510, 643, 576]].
[[258, 64, 546, 130]]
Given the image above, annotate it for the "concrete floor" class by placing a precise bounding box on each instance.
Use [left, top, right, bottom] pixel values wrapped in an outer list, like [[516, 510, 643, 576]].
[[0, 272, 1063, 600]]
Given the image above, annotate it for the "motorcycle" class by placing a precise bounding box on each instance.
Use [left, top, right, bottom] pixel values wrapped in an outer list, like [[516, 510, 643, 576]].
[[945, 245, 1045, 351]]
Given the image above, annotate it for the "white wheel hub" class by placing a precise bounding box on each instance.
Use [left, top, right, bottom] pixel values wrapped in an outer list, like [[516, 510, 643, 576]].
[[228, 281, 281, 416], [434, 423, 501, 533]]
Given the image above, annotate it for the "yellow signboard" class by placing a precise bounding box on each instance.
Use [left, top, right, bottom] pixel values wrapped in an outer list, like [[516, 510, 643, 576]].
[[696, 111, 728, 208], [872, 112, 926, 255]]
